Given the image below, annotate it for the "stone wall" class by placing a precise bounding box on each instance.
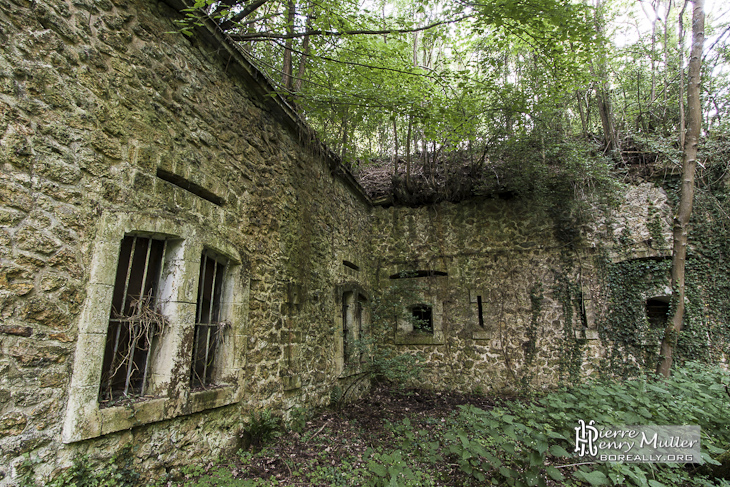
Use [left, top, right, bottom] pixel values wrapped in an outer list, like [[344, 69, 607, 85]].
[[367, 184, 673, 393], [370, 199, 571, 393], [0, 0, 373, 483], [0, 0, 677, 483]]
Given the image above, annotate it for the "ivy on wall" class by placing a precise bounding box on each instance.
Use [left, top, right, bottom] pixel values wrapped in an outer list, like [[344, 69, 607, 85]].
[[678, 186, 730, 364], [552, 259, 587, 385], [597, 255, 673, 377], [592, 170, 730, 378]]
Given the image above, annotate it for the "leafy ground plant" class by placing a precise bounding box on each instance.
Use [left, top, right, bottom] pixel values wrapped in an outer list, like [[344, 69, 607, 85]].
[[164, 363, 729, 486]]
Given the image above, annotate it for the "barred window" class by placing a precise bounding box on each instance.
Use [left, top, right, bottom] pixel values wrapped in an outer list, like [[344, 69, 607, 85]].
[[191, 251, 228, 388], [100, 236, 168, 405]]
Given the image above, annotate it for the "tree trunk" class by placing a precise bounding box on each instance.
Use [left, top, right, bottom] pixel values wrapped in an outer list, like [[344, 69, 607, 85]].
[[593, 0, 619, 151], [392, 118, 399, 175], [656, 0, 704, 378], [577, 91, 588, 137], [282, 0, 296, 91], [678, 0, 689, 148], [596, 87, 619, 150], [293, 10, 312, 94], [662, 0, 674, 123], [406, 116, 412, 190]]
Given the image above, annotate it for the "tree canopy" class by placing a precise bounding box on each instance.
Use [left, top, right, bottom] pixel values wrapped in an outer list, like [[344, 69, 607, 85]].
[[177, 0, 729, 204]]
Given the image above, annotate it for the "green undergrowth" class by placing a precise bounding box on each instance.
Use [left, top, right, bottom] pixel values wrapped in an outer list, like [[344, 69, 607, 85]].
[[175, 363, 729, 487]]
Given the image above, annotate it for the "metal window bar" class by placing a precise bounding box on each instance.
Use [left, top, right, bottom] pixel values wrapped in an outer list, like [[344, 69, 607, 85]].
[[477, 296, 484, 328], [191, 253, 227, 388], [342, 299, 349, 364], [100, 236, 165, 405], [356, 298, 363, 363]]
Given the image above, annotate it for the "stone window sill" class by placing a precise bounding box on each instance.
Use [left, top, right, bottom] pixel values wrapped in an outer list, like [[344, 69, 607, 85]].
[[574, 329, 599, 340], [394, 331, 444, 345], [190, 385, 238, 413], [472, 330, 491, 340], [65, 385, 240, 442]]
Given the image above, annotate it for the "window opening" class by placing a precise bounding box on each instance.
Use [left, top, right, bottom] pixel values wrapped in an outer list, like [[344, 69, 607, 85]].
[[646, 297, 670, 329], [100, 236, 168, 405], [343, 260, 360, 271], [342, 293, 351, 364], [389, 270, 448, 279], [477, 295, 484, 328], [580, 293, 589, 328], [342, 291, 367, 366], [410, 304, 433, 333], [191, 251, 228, 388]]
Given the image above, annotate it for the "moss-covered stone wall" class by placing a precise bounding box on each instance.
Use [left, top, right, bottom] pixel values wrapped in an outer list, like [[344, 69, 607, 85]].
[[0, 0, 684, 483], [368, 183, 675, 393], [370, 199, 570, 392], [0, 0, 372, 483]]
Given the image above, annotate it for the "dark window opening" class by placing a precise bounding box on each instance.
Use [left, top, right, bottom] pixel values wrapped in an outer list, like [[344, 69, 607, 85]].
[[389, 270, 448, 279], [342, 297, 350, 363], [477, 296, 484, 328], [646, 297, 670, 329], [191, 251, 228, 389], [157, 168, 225, 206], [100, 236, 167, 405], [343, 260, 360, 271], [410, 304, 433, 333]]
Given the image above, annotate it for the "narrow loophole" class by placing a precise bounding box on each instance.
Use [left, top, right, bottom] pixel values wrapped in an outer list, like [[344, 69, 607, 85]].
[[157, 169, 225, 207]]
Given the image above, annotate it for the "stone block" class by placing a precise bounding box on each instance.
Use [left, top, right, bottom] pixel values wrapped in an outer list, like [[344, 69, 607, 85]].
[[189, 386, 237, 413], [7, 341, 69, 367], [472, 330, 491, 340], [0, 412, 27, 437], [282, 375, 301, 391], [21, 296, 69, 329]]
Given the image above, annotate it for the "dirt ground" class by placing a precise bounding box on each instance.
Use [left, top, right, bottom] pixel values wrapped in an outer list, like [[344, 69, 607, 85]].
[[224, 385, 504, 486]]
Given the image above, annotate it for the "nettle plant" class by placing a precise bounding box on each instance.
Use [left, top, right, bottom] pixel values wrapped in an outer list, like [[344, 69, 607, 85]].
[[442, 362, 730, 487]]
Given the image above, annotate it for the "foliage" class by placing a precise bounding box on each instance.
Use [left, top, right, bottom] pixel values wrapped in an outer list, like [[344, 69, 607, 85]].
[[168, 0, 730, 218], [598, 255, 674, 377], [244, 409, 281, 450], [442, 362, 730, 486], [285, 405, 312, 433], [180, 363, 730, 486], [20, 448, 140, 487], [591, 136, 730, 378], [552, 265, 587, 385]]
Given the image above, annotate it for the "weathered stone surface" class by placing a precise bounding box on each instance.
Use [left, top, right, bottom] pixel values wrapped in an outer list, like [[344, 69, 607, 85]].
[[0, 412, 27, 437], [0, 0, 676, 484], [0, 326, 32, 337], [6, 343, 69, 366]]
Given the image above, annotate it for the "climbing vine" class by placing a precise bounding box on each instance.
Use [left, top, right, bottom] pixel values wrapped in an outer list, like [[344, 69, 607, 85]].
[[593, 147, 730, 377], [597, 256, 672, 377], [552, 261, 586, 385]]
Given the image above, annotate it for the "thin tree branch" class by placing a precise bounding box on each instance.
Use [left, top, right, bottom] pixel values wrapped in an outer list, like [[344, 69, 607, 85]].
[[227, 16, 473, 40], [219, 0, 272, 30], [266, 38, 443, 78]]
